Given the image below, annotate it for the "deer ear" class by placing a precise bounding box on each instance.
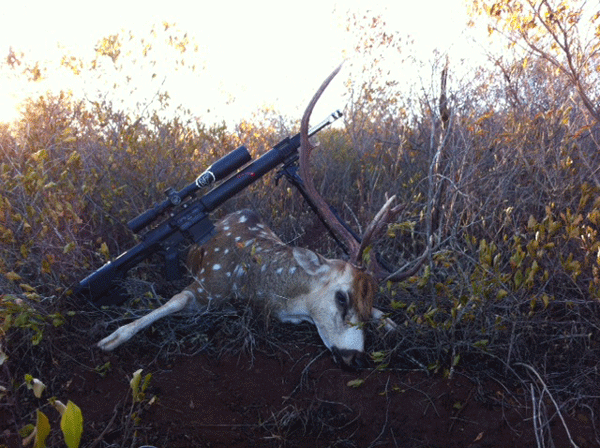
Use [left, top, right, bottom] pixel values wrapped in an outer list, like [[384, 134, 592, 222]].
[[293, 247, 326, 275]]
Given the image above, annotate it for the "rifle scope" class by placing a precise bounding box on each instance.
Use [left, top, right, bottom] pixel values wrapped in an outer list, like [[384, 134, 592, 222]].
[[127, 145, 251, 233]]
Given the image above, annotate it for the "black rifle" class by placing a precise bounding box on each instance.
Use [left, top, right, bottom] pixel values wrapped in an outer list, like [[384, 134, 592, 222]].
[[76, 110, 342, 305]]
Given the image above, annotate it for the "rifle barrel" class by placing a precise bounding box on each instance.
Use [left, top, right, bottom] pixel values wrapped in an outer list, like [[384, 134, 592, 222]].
[[308, 110, 342, 137]]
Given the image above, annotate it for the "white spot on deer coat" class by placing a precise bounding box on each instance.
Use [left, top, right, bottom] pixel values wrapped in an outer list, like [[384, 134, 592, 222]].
[[239, 215, 248, 223], [213, 264, 221, 271]]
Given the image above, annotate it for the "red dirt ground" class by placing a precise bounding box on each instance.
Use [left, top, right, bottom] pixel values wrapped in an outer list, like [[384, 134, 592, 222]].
[[1, 310, 597, 448]]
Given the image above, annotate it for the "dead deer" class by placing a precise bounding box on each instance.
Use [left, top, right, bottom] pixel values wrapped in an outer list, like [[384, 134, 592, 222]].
[[97, 64, 425, 367]]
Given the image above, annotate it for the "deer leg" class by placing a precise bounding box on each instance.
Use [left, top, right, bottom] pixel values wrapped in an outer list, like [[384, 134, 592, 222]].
[[97, 290, 196, 351]]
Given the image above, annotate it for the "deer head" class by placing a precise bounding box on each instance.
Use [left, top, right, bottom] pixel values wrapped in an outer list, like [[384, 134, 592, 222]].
[[288, 63, 429, 363]]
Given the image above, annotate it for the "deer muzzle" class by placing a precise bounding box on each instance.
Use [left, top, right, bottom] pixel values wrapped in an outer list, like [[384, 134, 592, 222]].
[[331, 347, 369, 370]]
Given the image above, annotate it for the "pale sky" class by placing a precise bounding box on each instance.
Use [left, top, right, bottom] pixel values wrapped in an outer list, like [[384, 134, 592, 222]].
[[0, 0, 478, 125]]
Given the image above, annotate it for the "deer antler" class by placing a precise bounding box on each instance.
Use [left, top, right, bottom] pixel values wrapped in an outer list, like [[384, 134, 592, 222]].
[[299, 64, 427, 282], [299, 63, 361, 262]]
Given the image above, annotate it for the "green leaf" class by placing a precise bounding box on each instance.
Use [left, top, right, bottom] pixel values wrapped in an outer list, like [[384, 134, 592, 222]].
[[31, 330, 43, 345], [60, 401, 83, 448], [34, 410, 51, 448], [130, 369, 143, 402], [496, 289, 508, 299], [19, 423, 34, 438], [371, 351, 386, 363], [141, 373, 152, 393], [473, 339, 489, 349], [452, 354, 461, 367], [390, 300, 405, 310], [63, 242, 76, 254], [347, 379, 365, 388], [5, 271, 22, 281]]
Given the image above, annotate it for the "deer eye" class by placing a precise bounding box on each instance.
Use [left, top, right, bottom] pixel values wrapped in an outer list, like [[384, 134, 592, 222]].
[[335, 291, 348, 308]]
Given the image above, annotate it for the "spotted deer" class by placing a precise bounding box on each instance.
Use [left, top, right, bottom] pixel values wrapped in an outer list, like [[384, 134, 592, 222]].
[[97, 65, 425, 367]]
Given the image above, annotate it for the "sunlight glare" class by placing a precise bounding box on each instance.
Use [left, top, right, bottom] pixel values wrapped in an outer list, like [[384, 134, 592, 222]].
[[0, 0, 479, 126], [0, 80, 23, 125]]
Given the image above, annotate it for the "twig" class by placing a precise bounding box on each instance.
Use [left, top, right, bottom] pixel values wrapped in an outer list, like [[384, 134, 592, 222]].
[[516, 363, 580, 448], [367, 375, 391, 448], [288, 349, 328, 398], [531, 384, 543, 448], [88, 401, 121, 448]]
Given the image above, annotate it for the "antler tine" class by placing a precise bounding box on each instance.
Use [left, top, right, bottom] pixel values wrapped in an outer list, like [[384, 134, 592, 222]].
[[358, 194, 418, 282], [357, 194, 397, 263], [383, 247, 429, 283], [299, 63, 362, 264]]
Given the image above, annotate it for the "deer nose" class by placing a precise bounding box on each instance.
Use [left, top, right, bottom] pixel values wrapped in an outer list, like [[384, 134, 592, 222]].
[[331, 347, 368, 370]]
